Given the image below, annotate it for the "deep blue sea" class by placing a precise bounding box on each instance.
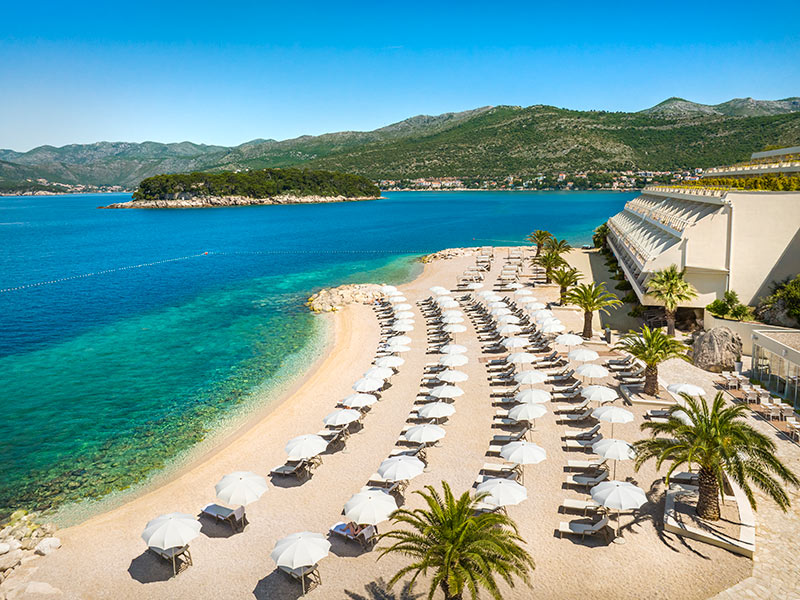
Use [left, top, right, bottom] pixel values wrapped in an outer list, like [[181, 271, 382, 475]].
[[0, 190, 632, 519]]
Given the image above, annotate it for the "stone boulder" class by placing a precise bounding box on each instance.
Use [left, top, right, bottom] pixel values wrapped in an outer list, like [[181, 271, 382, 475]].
[[307, 284, 387, 313], [755, 296, 799, 328], [0, 549, 22, 572], [693, 327, 743, 373], [34, 538, 61, 556]]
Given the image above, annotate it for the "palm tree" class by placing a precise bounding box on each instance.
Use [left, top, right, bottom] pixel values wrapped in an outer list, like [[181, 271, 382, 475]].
[[646, 265, 698, 336], [544, 237, 572, 257], [379, 482, 534, 600], [634, 392, 799, 521], [551, 267, 583, 304], [614, 325, 688, 395], [536, 251, 566, 283], [526, 230, 553, 258], [565, 282, 621, 338]]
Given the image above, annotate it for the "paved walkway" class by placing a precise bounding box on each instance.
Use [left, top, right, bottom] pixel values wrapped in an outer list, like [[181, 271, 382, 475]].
[[659, 359, 800, 599]]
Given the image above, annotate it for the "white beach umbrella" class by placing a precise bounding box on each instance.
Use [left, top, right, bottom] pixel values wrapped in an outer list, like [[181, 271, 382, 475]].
[[576, 364, 609, 380], [500, 441, 547, 465], [491, 307, 513, 317], [393, 303, 412, 311], [285, 434, 328, 460], [506, 282, 523, 290], [141, 513, 201, 550], [353, 377, 383, 392], [476, 478, 527, 508], [484, 294, 503, 302], [514, 389, 552, 404], [478, 290, 495, 298], [344, 489, 398, 525], [418, 401, 456, 420], [381, 285, 398, 294], [488, 301, 508, 309], [271, 532, 331, 570], [387, 335, 411, 346], [215, 471, 268, 506], [582, 385, 618, 404], [524, 302, 547, 311], [592, 438, 636, 479], [442, 315, 465, 324], [429, 384, 464, 399], [555, 333, 584, 347], [568, 348, 599, 363], [430, 286, 449, 295], [387, 290, 404, 297], [443, 324, 467, 334], [377, 456, 425, 482], [404, 423, 446, 445], [388, 295, 408, 304], [514, 370, 547, 386], [507, 351, 539, 364], [438, 299, 459, 309], [341, 393, 378, 409], [389, 344, 411, 353], [497, 315, 521, 325], [540, 321, 566, 334], [443, 309, 464, 317], [467, 282, 484, 290], [365, 366, 394, 381], [592, 406, 634, 437], [497, 324, 522, 336], [435, 295, 455, 304], [393, 318, 415, 326], [375, 356, 404, 369], [503, 336, 531, 349], [508, 403, 547, 424], [667, 383, 706, 397], [515, 289, 535, 297], [440, 354, 468, 367], [437, 369, 468, 383], [590, 481, 647, 542], [533, 309, 554, 322], [439, 343, 467, 355], [392, 322, 414, 332], [394, 311, 415, 319], [323, 408, 361, 428]]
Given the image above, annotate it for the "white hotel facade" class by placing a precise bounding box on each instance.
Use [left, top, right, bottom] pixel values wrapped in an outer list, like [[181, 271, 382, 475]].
[[606, 146, 800, 310]]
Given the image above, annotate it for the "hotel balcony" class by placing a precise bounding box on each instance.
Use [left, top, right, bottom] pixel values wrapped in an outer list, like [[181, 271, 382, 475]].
[[702, 160, 800, 178]]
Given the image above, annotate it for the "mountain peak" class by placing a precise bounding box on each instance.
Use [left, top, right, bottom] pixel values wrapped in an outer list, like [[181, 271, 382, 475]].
[[641, 96, 800, 117]]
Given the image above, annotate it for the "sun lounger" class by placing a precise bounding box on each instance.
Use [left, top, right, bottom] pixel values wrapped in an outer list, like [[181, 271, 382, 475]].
[[563, 424, 601, 439], [565, 470, 608, 487], [557, 516, 611, 540], [606, 355, 633, 369], [564, 435, 602, 451], [330, 521, 378, 549], [567, 459, 607, 471], [561, 498, 601, 515], [366, 473, 407, 494], [149, 544, 192, 577], [490, 430, 527, 444], [201, 503, 248, 532], [560, 409, 594, 422], [270, 460, 311, 480], [278, 563, 322, 593], [480, 462, 519, 477], [554, 399, 590, 413]]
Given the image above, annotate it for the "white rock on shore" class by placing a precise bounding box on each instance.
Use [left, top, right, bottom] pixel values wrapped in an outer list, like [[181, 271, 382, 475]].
[[0, 512, 59, 588], [307, 284, 387, 313], [101, 194, 380, 209], [420, 247, 479, 263]]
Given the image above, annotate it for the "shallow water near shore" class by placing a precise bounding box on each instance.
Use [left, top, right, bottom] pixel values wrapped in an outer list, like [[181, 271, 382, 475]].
[[0, 190, 632, 520]]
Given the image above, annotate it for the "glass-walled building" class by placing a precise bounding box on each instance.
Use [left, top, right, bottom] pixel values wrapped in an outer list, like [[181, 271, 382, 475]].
[[752, 330, 800, 408]]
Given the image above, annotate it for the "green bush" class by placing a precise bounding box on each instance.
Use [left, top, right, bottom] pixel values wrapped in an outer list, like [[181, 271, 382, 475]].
[[628, 305, 645, 318], [760, 275, 800, 324], [706, 290, 752, 321], [706, 299, 730, 318], [621, 291, 638, 304], [615, 280, 633, 291]]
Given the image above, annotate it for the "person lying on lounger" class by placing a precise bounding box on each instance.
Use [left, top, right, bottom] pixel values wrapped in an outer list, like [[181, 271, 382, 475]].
[[344, 522, 368, 536]]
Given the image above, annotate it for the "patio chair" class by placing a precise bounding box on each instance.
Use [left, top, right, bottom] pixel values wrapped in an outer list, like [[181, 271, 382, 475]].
[[557, 516, 611, 540], [554, 399, 591, 414], [563, 435, 602, 451], [330, 521, 378, 549], [270, 459, 311, 480], [563, 423, 601, 440], [200, 503, 248, 533], [566, 458, 607, 471], [560, 409, 594, 422]]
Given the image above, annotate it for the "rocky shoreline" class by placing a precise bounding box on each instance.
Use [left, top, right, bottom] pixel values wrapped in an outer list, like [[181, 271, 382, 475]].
[[307, 284, 387, 313], [100, 194, 381, 209], [0, 510, 60, 589]]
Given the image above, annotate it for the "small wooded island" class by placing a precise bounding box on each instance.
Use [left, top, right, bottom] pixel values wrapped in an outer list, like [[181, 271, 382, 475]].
[[101, 167, 381, 208]]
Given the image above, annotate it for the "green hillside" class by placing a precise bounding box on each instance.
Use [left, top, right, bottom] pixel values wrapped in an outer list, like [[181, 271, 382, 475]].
[[2, 98, 799, 190]]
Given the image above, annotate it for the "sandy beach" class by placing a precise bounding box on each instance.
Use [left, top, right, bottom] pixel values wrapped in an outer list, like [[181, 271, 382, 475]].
[[2, 248, 756, 599]]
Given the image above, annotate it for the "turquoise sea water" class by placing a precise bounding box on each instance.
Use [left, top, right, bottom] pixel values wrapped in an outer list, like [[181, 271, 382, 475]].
[[0, 190, 633, 519]]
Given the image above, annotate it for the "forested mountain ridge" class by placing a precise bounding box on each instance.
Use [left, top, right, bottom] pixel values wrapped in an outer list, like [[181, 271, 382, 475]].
[[2, 98, 799, 189]]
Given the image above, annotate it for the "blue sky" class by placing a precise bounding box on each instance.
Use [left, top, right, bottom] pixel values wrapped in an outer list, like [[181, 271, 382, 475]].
[[2, 0, 798, 151]]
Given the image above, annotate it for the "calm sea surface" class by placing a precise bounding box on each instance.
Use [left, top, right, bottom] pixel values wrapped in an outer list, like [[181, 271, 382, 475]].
[[0, 190, 633, 520]]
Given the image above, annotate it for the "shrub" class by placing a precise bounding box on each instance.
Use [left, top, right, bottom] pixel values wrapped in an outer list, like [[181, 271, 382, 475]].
[[621, 291, 638, 304], [706, 299, 730, 318], [706, 289, 752, 321], [615, 280, 633, 291]]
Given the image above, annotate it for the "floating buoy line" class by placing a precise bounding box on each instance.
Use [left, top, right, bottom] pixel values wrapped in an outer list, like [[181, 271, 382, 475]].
[[0, 249, 431, 294]]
